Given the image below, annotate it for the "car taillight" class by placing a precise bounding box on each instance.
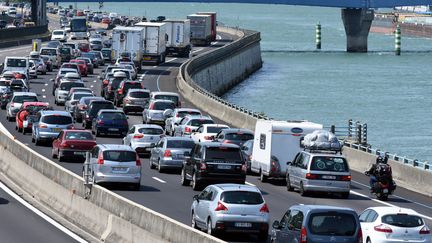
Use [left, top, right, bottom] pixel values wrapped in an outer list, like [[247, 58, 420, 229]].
[[357, 227, 363, 243], [241, 164, 247, 173], [103, 79, 109, 85], [10, 102, 14, 107], [149, 103, 154, 109], [199, 163, 207, 171], [306, 173, 319, 179], [133, 134, 144, 139], [78, 104, 87, 110], [300, 227, 307, 243], [97, 153, 104, 164], [249, 155, 252, 160], [271, 160, 279, 172], [108, 86, 112, 91], [259, 203, 269, 213], [118, 89, 123, 94], [60, 142, 69, 148], [374, 224, 393, 233], [124, 99, 130, 104], [340, 175, 352, 181], [215, 201, 228, 211], [38, 124, 47, 128], [420, 226, 431, 234], [176, 113, 180, 117], [185, 127, 191, 133], [97, 120, 104, 125], [164, 150, 171, 157], [136, 154, 141, 166]]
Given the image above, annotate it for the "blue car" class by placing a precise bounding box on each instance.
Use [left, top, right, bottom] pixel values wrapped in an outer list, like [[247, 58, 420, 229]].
[[92, 109, 128, 137]]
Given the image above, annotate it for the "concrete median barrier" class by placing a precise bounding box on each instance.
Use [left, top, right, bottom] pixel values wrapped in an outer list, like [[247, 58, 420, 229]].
[[0, 128, 225, 243]]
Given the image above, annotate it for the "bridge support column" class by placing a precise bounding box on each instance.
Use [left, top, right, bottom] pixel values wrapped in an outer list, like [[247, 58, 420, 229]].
[[341, 8, 374, 52]]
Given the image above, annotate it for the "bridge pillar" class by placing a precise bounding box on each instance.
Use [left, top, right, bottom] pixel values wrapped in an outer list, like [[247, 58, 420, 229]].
[[341, 8, 374, 52]]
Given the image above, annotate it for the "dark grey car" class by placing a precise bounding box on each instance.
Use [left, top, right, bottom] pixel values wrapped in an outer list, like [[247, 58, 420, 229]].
[[149, 137, 195, 172], [122, 89, 150, 114], [270, 205, 362, 243]]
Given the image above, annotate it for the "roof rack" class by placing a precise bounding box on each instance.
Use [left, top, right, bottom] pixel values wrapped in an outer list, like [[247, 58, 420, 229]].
[[303, 147, 343, 155]]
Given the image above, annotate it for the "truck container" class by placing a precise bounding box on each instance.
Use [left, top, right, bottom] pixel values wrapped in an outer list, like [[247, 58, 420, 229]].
[[163, 19, 191, 57], [112, 26, 145, 70], [187, 14, 212, 46], [196, 12, 217, 41], [134, 22, 167, 65]]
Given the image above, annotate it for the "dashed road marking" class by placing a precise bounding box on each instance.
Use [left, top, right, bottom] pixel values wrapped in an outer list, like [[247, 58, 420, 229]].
[[42, 95, 46, 99], [44, 83, 48, 86], [216, 34, 222, 40], [152, 177, 166, 184], [156, 67, 173, 91], [90, 85, 94, 88], [165, 58, 178, 63], [192, 48, 204, 53], [245, 181, 256, 187], [93, 80, 97, 83], [41, 89, 45, 92]]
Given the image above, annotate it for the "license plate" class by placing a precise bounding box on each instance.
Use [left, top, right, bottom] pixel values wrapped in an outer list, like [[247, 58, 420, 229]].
[[112, 167, 127, 172], [322, 175, 336, 180], [235, 222, 252, 228], [144, 57, 151, 60], [108, 128, 119, 131], [218, 165, 232, 170], [383, 189, 389, 193], [52, 128, 62, 132]]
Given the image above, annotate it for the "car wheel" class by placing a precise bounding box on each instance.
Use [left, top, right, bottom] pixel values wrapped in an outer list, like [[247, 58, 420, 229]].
[[286, 174, 294, 191], [133, 183, 140, 191], [31, 136, 35, 143], [52, 148, 57, 159], [299, 181, 308, 197], [192, 173, 201, 191], [149, 159, 156, 169], [260, 169, 268, 183], [92, 173, 97, 185], [34, 137, 40, 146], [207, 218, 216, 236], [180, 168, 190, 186], [341, 191, 350, 199], [157, 160, 164, 173], [366, 238, 372, 243], [58, 153, 63, 162], [191, 211, 199, 229], [258, 231, 268, 241], [22, 128, 26, 135], [95, 129, 100, 137]]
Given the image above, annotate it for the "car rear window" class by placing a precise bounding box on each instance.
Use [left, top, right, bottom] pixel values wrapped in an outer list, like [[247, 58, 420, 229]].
[[13, 96, 37, 103], [99, 112, 126, 120], [153, 102, 175, 111], [124, 82, 142, 90], [60, 82, 84, 91], [110, 79, 124, 89], [207, 126, 227, 133], [90, 103, 114, 115], [220, 191, 264, 205], [73, 93, 93, 100], [41, 115, 72, 125], [178, 110, 200, 118], [205, 147, 242, 161], [310, 156, 349, 172], [382, 214, 424, 228], [137, 128, 163, 135], [91, 40, 102, 45], [65, 131, 93, 140], [103, 150, 136, 162], [7, 58, 26, 67], [82, 97, 103, 105], [309, 212, 357, 236], [40, 49, 57, 55], [190, 119, 214, 127], [154, 94, 179, 104], [60, 48, 71, 54], [129, 91, 149, 98], [167, 140, 195, 149], [225, 132, 254, 141]]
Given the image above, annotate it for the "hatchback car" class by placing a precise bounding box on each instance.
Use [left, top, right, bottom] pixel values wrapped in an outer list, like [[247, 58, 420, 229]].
[[51, 29, 67, 42], [164, 108, 202, 136], [122, 89, 150, 114], [359, 206, 431, 243], [73, 96, 105, 123], [6, 92, 38, 121], [101, 48, 112, 63], [191, 184, 269, 240], [82, 100, 115, 129], [15, 102, 49, 133], [174, 115, 214, 137], [271, 205, 362, 243], [64, 92, 94, 114], [92, 109, 128, 137], [70, 59, 88, 76], [103, 72, 128, 101], [32, 110, 74, 145], [190, 124, 230, 143], [90, 39, 103, 51], [76, 57, 94, 74], [286, 150, 351, 198], [181, 142, 246, 190], [84, 144, 141, 190], [150, 91, 181, 107], [143, 99, 176, 126], [214, 128, 254, 147], [150, 137, 195, 172], [89, 51, 104, 66], [113, 80, 143, 106], [122, 124, 164, 156], [52, 130, 96, 161], [55, 81, 85, 105]]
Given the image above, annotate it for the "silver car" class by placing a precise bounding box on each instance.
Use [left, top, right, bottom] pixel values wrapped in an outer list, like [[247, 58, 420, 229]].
[[142, 99, 176, 126], [164, 108, 201, 136], [122, 89, 150, 114], [6, 92, 38, 121], [32, 110, 74, 145], [174, 115, 214, 137], [286, 150, 351, 198], [149, 137, 195, 172], [123, 124, 164, 156], [84, 144, 141, 190], [55, 81, 85, 105], [65, 92, 95, 113], [191, 184, 270, 240]]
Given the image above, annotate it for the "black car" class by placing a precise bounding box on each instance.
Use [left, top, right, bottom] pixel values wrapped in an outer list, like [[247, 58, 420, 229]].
[[0, 20, 7, 29], [104, 77, 126, 101], [214, 128, 254, 147], [240, 139, 254, 173], [181, 142, 246, 190], [59, 46, 73, 62], [101, 48, 112, 63], [82, 100, 115, 129], [113, 80, 143, 106], [72, 96, 104, 123]]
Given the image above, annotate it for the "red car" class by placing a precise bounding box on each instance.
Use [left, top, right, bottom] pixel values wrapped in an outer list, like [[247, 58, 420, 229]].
[[15, 102, 49, 134], [101, 18, 111, 24], [51, 130, 96, 162], [76, 11, 84, 16], [70, 59, 88, 77], [78, 42, 90, 53]]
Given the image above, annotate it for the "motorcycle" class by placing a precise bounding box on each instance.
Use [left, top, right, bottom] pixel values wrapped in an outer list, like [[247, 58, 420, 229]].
[[365, 171, 396, 201]]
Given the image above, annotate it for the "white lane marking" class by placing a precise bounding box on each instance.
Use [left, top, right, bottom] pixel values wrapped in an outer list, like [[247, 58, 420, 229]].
[[192, 48, 204, 53], [165, 58, 178, 63], [152, 177, 166, 184], [156, 67, 173, 91], [245, 181, 256, 187], [93, 80, 97, 83], [211, 42, 219, 46], [42, 95, 46, 99], [352, 180, 432, 211], [44, 83, 48, 86], [216, 34, 222, 40], [0, 181, 88, 243], [41, 89, 45, 92], [90, 85, 94, 88]]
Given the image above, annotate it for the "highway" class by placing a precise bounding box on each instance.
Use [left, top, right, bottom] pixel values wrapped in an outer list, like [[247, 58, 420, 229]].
[[1, 22, 432, 243]]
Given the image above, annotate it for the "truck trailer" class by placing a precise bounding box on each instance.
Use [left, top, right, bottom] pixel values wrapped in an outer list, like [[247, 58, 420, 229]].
[[163, 19, 191, 57], [196, 12, 217, 41], [111, 26, 145, 70], [134, 22, 167, 65], [187, 14, 212, 46]]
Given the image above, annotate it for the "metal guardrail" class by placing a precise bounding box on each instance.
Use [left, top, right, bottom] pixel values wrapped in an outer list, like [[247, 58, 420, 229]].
[[0, 24, 48, 41]]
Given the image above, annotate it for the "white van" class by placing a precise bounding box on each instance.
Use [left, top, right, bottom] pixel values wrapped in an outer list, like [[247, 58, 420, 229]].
[[250, 120, 323, 182], [4, 57, 29, 77]]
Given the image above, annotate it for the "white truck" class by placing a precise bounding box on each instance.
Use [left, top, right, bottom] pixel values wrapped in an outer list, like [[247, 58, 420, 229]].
[[251, 120, 323, 182], [134, 22, 167, 65], [3, 57, 29, 78], [163, 19, 191, 57], [187, 14, 212, 46], [112, 26, 145, 71]]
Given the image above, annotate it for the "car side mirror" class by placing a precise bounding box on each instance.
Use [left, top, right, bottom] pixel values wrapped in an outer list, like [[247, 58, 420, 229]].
[[286, 161, 292, 166], [272, 220, 281, 230], [193, 194, 199, 202], [174, 122, 179, 126], [163, 109, 173, 118]]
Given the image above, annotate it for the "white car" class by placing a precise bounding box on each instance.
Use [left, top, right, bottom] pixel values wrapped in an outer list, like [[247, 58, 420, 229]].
[[190, 124, 230, 143], [51, 29, 67, 42], [6, 92, 38, 121], [359, 206, 431, 243], [122, 124, 164, 156], [164, 108, 201, 136], [28, 60, 38, 79], [55, 80, 85, 105]]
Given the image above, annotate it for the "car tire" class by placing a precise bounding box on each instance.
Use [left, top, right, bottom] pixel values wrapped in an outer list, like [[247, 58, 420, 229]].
[[192, 173, 201, 191], [58, 154, 63, 162], [34, 137, 40, 146], [95, 129, 100, 137], [341, 191, 350, 199], [52, 149, 57, 159], [258, 231, 268, 241], [299, 181, 308, 197], [133, 183, 140, 191], [207, 218, 216, 236], [367, 239, 372, 243], [286, 174, 294, 191], [180, 168, 190, 186], [149, 160, 156, 169], [157, 160, 164, 173], [260, 169, 268, 183], [22, 128, 26, 135]]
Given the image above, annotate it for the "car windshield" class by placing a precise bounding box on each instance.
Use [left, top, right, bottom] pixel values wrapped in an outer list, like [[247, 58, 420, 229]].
[[178, 110, 200, 118], [220, 191, 264, 205], [310, 156, 349, 172], [26, 105, 47, 114], [99, 112, 126, 120], [13, 95, 37, 103], [124, 82, 141, 90], [65, 131, 93, 140], [60, 48, 71, 54], [82, 97, 103, 105], [82, 53, 95, 59], [154, 94, 178, 104], [60, 82, 84, 91], [137, 128, 163, 135], [153, 102, 175, 111], [166, 140, 195, 149], [101, 50, 111, 57], [207, 127, 227, 133], [225, 132, 254, 141], [53, 31, 64, 35], [103, 150, 136, 162], [308, 212, 357, 236], [72, 93, 93, 100], [41, 115, 72, 125], [7, 58, 27, 67], [91, 40, 102, 45], [382, 214, 424, 228], [129, 91, 149, 98], [40, 49, 57, 55], [190, 119, 214, 127], [89, 103, 114, 115], [205, 147, 242, 161]]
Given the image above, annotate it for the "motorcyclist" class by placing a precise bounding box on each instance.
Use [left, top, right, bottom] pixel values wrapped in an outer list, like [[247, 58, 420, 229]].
[[365, 155, 389, 192]]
